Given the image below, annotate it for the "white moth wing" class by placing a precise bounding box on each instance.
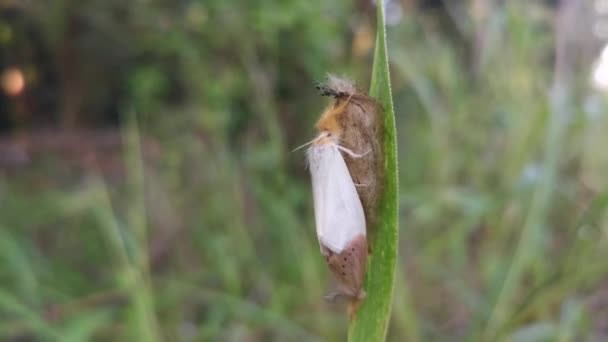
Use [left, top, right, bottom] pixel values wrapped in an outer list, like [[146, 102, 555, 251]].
[[307, 142, 366, 253]]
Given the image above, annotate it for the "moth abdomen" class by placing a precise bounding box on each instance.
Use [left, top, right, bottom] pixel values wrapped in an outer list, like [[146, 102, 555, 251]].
[[324, 234, 367, 300]]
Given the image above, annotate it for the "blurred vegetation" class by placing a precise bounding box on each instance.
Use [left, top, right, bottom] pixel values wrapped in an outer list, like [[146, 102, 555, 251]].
[[1, 0, 608, 341]]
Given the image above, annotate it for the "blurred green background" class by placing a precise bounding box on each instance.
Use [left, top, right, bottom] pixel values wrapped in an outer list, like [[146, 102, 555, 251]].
[[1, 0, 608, 341]]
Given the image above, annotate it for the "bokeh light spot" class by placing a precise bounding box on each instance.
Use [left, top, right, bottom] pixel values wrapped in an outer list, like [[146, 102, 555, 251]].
[[1, 67, 25, 96]]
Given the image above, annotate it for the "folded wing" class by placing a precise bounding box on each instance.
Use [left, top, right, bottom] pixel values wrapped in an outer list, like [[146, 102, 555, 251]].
[[307, 142, 366, 253]]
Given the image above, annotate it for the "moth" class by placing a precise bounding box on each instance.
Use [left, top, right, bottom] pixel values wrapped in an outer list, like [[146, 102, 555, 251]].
[[305, 76, 382, 319]]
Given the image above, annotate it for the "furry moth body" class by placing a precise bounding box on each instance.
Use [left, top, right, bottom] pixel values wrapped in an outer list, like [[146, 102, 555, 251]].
[[315, 76, 383, 232], [306, 76, 382, 318]]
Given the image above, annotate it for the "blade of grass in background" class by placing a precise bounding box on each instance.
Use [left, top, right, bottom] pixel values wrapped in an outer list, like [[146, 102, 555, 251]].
[[483, 2, 574, 339], [348, 1, 399, 341], [121, 112, 161, 341]]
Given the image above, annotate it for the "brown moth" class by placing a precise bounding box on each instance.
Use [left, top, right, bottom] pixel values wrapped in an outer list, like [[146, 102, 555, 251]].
[[305, 76, 382, 319], [315, 75, 384, 238]]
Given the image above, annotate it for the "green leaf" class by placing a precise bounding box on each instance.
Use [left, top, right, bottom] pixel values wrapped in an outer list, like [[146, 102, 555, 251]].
[[348, 1, 399, 341]]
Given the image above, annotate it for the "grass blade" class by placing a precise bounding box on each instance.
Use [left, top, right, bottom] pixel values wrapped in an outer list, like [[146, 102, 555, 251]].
[[348, 1, 399, 341]]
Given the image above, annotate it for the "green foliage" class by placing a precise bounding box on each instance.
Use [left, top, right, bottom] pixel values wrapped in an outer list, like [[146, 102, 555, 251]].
[[348, 2, 398, 341], [1, 1, 608, 341]]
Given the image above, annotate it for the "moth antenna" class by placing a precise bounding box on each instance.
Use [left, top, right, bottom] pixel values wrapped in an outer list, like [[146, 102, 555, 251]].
[[315, 79, 351, 98], [292, 131, 333, 153], [291, 138, 316, 153], [315, 81, 334, 97]]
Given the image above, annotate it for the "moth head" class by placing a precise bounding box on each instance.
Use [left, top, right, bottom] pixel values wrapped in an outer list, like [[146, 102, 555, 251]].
[[315, 94, 354, 138], [312, 131, 340, 146]]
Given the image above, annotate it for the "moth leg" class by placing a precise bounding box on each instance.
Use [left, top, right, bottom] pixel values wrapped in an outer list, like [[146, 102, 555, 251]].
[[324, 292, 347, 302], [354, 182, 369, 187], [320, 243, 333, 258], [338, 146, 371, 159]]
